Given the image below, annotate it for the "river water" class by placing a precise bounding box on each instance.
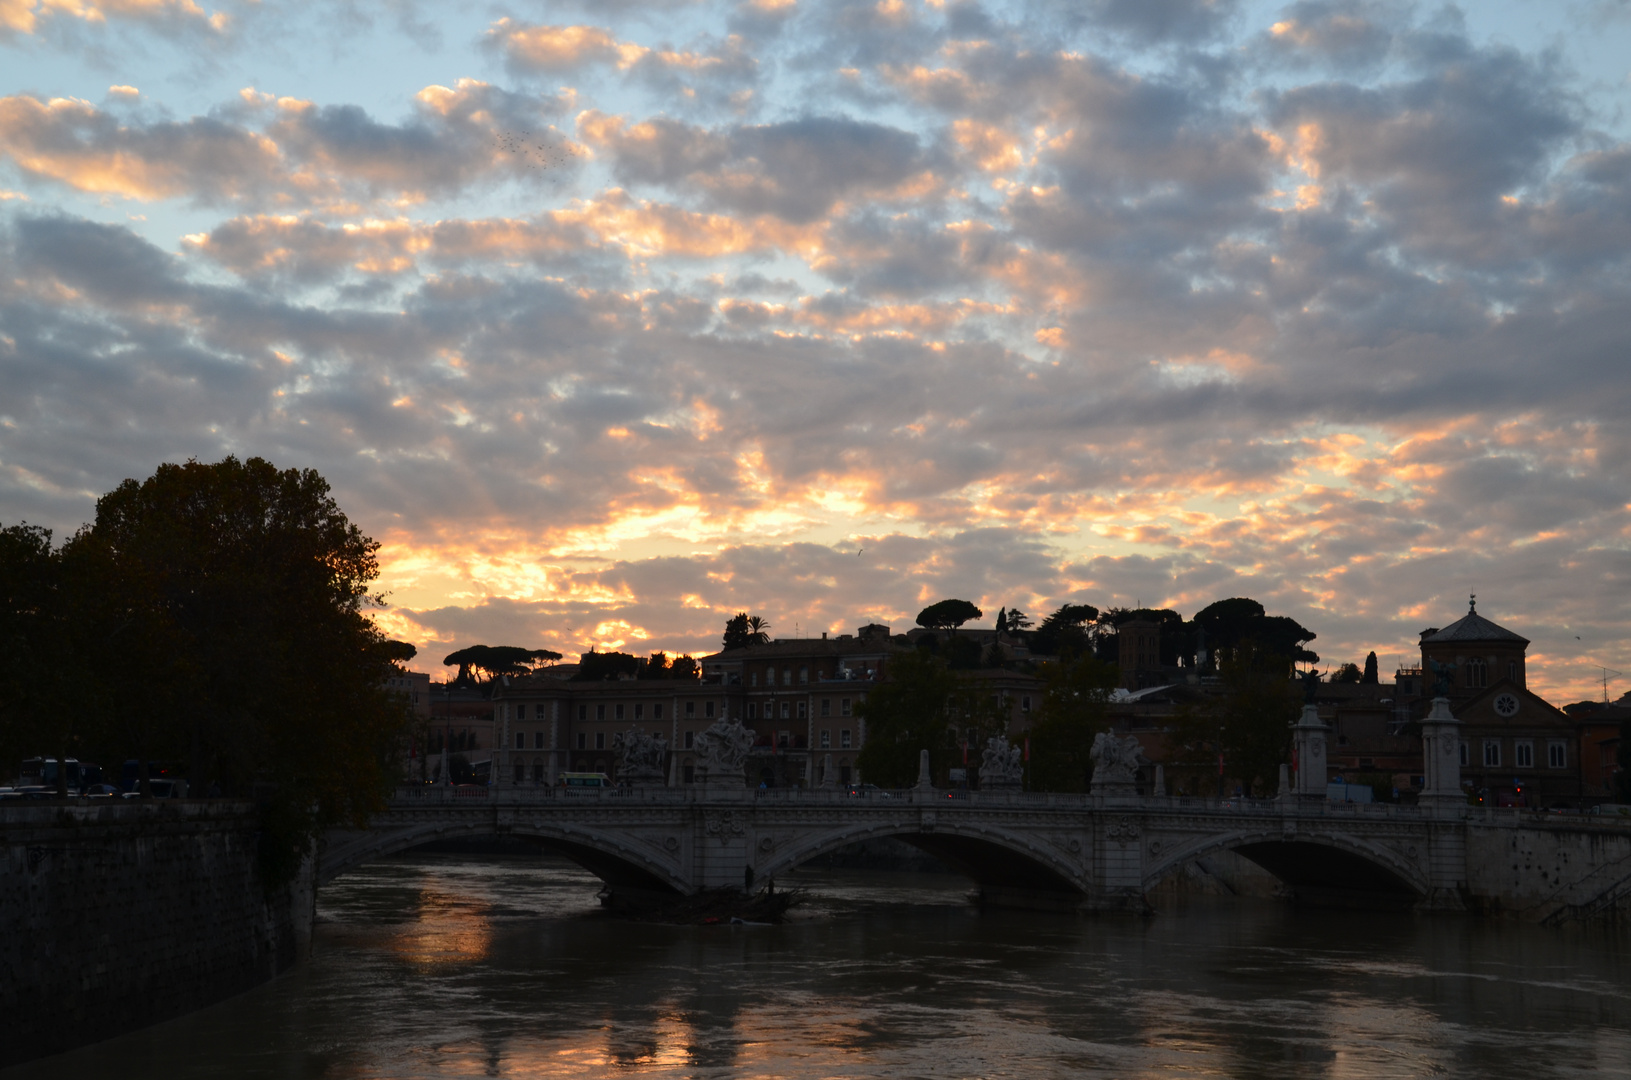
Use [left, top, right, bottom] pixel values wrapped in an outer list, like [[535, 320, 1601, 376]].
[[12, 853, 1631, 1078]]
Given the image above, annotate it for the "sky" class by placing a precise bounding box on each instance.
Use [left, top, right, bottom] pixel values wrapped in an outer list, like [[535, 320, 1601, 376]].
[[1, 0, 1629, 703]]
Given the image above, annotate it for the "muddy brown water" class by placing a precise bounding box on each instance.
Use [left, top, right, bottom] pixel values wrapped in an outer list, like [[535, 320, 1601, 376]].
[[8, 852, 1630, 1078]]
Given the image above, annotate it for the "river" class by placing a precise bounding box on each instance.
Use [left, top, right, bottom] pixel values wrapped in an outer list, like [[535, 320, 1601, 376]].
[[10, 852, 1631, 1078]]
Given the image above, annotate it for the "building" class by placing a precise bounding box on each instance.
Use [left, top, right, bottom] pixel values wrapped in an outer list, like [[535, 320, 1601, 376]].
[[489, 623, 906, 789]]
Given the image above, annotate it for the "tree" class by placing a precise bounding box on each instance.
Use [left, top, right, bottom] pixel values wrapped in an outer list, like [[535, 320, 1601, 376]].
[[442, 644, 561, 684], [1169, 641, 1299, 797], [995, 607, 1008, 634], [721, 612, 770, 650], [1029, 602, 1099, 657], [1332, 662, 1362, 684], [669, 654, 701, 681], [1192, 598, 1318, 669], [856, 651, 961, 786], [1025, 654, 1119, 792], [915, 599, 982, 635], [1006, 608, 1033, 632], [383, 640, 418, 665], [1362, 651, 1379, 684], [60, 456, 410, 881], [572, 649, 640, 681]]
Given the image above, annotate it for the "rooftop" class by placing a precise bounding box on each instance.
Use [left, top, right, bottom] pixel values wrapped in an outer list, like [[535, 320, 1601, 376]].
[[1422, 596, 1529, 646]]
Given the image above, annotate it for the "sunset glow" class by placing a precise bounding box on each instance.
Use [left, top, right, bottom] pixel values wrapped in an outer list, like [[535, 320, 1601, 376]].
[[2, 0, 1629, 703]]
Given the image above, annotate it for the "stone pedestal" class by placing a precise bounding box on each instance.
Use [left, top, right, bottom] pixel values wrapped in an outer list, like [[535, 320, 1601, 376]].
[[916, 749, 934, 791], [1290, 704, 1329, 800], [1419, 696, 1465, 810], [1417, 696, 1468, 907]]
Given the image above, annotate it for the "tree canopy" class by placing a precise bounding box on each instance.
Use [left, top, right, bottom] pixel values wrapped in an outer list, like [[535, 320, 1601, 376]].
[[1028, 602, 1100, 657], [1, 457, 412, 880], [1192, 597, 1318, 667], [1167, 640, 1300, 797], [721, 612, 771, 650], [915, 599, 983, 634], [442, 644, 562, 683], [572, 649, 641, 681], [855, 650, 1006, 786], [1025, 653, 1119, 792]]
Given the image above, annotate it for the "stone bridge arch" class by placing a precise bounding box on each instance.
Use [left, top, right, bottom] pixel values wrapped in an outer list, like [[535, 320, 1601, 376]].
[[755, 819, 1090, 902], [318, 818, 689, 895], [1143, 825, 1430, 906]]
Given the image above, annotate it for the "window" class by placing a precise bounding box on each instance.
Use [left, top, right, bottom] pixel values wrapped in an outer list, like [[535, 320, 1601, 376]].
[[615, 704, 625, 721], [596, 705, 606, 721], [685, 701, 696, 717], [748, 703, 758, 720], [798, 701, 807, 720], [821, 698, 831, 717], [1022, 696, 1032, 713], [1507, 661, 1518, 682], [840, 729, 852, 749], [1515, 740, 1534, 768], [515, 732, 525, 750], [751, 673, 758, 687], [1467, 658, 1487, 688], [706, 701, 715, 718], [777, 732, 789, 748], [684, 730, 694, 749], [1548, 741, 1567, 769], [781, 702, 791, 720], [595, 732, 606, 750], [800, 667, 808, 684], [578, 705, 587, 721], [634, 703, 644, 720], [1459, 741, 1469, 767], [1483, 740, 1501, 768], [683, 763, 695, 784], [513, 762, 524, 783], [654, 704, 664, 720], [841, 698, 852, 716], [534, 731, 545, 750], [533, 761, 544, 783], [820, 729, 831, 749], [767, 667, 776, 685], [577, 732, 587, 750]]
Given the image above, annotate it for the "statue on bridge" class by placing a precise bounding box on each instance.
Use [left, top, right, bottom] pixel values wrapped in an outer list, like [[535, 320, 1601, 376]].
[[1090, 731, 1142, 796], [612, 727, 669, 785], [693, 716, 756, 786], [979, 737, 1024, 789]]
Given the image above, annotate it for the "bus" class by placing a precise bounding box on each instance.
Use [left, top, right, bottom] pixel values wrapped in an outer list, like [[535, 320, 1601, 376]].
[[558, 772, 613, 789]]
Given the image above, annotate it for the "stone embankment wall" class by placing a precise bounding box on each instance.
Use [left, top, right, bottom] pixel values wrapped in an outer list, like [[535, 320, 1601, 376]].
[[1466, 815, 1631, 922], [0, 801, 314, 1069]]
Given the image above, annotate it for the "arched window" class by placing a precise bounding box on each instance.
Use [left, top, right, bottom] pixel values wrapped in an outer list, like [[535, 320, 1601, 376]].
[[1466, 658, 1487, 689]]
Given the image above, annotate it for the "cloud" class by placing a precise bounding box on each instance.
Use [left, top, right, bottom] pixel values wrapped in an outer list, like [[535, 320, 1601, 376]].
[[585, 111, 946, 223], [0, 80, 577, 207], [0, 0, 227, 39], [3, 1, 1630, 703]]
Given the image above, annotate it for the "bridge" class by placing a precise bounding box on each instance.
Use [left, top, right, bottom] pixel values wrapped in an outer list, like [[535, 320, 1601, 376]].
[[319, 783, 1631, 919], [320, 704, 1631, 920]]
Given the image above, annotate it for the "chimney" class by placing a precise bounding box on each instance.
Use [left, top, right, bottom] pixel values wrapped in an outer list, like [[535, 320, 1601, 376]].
[[822, 631, 827, 640]]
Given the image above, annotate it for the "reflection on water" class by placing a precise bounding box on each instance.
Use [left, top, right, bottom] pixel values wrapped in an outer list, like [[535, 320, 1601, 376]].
[[8, 852, 1631, 1079]]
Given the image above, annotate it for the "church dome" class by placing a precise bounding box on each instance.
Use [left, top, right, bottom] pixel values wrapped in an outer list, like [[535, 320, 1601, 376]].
[[1422, 597, 1529, 646]]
